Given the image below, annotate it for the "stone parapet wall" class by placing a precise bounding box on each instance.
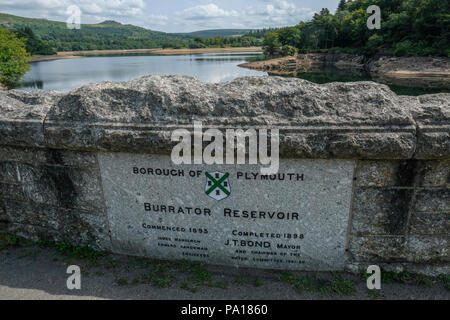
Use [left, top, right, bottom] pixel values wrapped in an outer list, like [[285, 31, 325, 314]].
[[0, 146, 110, 250], [0, 75, 448, 274], [348, 160, 449, 274]]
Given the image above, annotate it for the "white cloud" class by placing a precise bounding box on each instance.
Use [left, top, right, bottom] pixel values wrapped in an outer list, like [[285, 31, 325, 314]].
[[243, 0, 315, 27], [0, 0, 326, 32], [145, 13, 168, 26], [176, 3, 237, 20], [172, 1, 315, 31], [0, 0, 147, 21]]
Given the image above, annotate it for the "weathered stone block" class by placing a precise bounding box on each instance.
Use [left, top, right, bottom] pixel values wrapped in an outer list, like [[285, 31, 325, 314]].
[[32, 76, 417, 159], [0, 182, 25, 201], [354, 160, 419, 187], [0, 199, 6, 223], [6, 223, 59, 243], [351, 188, 412, 235], [3, 200, 95, 228], [18, 163, 104, 212], [0, 147, 97, 168], [4, 210, 110, 250], [349, 236, 408, 262], [415, 131, 450, 159], [414, 189, 450, 213], [0, 121, 46, 148], [349, 235, 449, 263], [409, 212, 449, 235], [0, 161, 18, 183], [415, 160, 450, 187], [277, 131, 416, 159], [405, 236, 449, 262]]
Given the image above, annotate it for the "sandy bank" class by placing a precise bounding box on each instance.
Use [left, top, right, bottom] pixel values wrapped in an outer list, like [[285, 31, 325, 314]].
[[29, 54, 83, 62], [29, 47, 263, 62], [150, 47, 262, 55]]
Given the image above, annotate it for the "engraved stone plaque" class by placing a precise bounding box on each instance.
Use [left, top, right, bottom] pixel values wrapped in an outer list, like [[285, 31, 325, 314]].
[[98, 153, 355, 270]]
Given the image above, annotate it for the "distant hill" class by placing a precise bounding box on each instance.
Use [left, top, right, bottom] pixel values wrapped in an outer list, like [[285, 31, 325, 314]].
[[0, 13, 183, 51], [0, 12, 261, 52], [174, 29, 254, 38]]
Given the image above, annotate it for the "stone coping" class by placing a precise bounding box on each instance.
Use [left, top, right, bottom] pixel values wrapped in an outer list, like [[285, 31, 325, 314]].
[[0, 75, 449, 159]]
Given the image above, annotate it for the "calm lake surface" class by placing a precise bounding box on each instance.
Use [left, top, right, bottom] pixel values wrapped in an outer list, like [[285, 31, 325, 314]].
[[19, 52, 448, 96], [19, 52, 267, 91], [291, 67, 449, 96]]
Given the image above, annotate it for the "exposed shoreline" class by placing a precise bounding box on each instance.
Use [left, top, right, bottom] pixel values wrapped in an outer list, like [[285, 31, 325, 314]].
[[240, 53, 450, 89], [29, 47, 263, 62], [149, 47, 262, 55]]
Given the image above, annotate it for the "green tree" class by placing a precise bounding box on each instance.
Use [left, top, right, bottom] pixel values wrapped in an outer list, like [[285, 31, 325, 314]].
[[0, 27, 30, 89], [15, 26, 57, 55], [262, 32, 281, 55], [281, 45, 297, 56], [337, 0, 347, 12], [277, 27, 301, 47]]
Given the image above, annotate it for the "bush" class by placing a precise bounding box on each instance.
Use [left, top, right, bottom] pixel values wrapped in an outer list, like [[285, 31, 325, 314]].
[[366, 34, 384, 52], [0, 27, 30, 89], [281, 45, 297, 56], [393, 40, 416, 56], [262, 32, 281, 55]]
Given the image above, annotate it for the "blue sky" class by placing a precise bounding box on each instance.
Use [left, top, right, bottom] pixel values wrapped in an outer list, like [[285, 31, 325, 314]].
[[0, 0, 341, 32]]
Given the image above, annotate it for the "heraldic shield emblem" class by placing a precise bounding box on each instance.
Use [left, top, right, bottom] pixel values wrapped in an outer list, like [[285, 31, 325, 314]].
[[205, 171, 231, 201]]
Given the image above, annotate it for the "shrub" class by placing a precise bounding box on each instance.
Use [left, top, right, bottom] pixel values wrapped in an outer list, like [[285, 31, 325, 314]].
[[281, 45, 297, 56], [0, 27, 30, 89], [393, 40, 416, 56]]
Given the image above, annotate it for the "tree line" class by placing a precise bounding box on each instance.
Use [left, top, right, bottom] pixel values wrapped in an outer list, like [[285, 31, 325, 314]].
[[162, 35, 262, 49], [15, 26, 56, 55], [262, 0, 449, 57]]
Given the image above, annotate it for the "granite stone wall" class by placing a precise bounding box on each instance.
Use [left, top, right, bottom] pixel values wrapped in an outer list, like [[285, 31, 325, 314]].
[[348, 160, 449, 274], [0, 75, 448, 275], [0, 146, 110, 250]]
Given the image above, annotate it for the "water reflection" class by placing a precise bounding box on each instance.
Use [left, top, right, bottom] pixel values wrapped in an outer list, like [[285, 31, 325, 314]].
[[20, 53, 445, 96], [18, 80, 44, 90], [292, 66, 371, 84], [19, 52, 267, 91], [290, 66, 449, 96]]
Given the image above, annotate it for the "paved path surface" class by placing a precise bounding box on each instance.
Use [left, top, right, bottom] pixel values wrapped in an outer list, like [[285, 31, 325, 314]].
[[0, 245, 448, 300]]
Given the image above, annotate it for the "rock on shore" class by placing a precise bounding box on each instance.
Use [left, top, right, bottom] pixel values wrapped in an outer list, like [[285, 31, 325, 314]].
[[240, 53, 450, 89], [240, 53, 365, 74], [368, 56, 450, 89]]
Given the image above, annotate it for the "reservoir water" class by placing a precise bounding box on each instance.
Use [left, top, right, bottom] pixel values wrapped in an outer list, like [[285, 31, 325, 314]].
[[18, 52, 448, 96], [19, 52, 267, 91]]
